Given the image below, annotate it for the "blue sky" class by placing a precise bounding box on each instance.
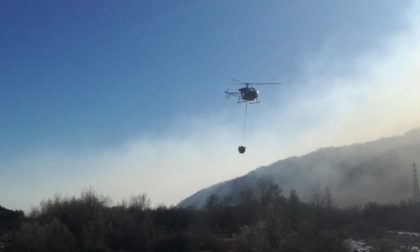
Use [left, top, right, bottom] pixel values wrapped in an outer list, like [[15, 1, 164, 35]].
[[1, 0, 420, 210]]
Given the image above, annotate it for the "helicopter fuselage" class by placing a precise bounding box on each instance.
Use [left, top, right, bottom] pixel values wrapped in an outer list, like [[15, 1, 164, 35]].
[[239, 87, 259, 101], [225, 79, 281, 103]]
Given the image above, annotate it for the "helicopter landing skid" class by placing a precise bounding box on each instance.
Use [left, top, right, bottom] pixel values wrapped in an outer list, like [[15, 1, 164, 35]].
[[237, 100, 260, 104]]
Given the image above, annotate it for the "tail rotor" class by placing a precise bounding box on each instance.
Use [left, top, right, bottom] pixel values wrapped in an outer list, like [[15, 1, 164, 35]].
[[225, 88, 231, 100]]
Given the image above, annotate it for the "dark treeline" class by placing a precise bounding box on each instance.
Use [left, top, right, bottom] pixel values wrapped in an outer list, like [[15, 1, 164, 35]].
[[1, 183, 420, 252]]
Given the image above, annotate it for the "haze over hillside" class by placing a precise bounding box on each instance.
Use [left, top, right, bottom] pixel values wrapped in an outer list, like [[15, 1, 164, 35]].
[[179, 128, 420, 208]]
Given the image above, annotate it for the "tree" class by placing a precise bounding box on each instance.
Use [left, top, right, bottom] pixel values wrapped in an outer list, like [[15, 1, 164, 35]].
[[5, 219, 77, 252]]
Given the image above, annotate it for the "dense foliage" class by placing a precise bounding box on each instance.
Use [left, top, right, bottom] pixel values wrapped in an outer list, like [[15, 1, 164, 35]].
[[2, 184, 420, 251]]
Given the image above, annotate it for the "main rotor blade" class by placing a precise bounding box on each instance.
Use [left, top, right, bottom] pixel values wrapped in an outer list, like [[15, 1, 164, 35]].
[[229, 79, 283, 85], [249, 82, 283, 85], [230, 78, 244, 84]]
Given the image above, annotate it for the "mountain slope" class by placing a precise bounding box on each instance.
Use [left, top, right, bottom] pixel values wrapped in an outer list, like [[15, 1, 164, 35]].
[[179, 129, 420, 208]]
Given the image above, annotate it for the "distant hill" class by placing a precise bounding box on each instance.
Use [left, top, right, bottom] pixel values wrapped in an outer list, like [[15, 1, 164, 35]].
[[179, 129, 420, 208], [0, 205, 23, 235]]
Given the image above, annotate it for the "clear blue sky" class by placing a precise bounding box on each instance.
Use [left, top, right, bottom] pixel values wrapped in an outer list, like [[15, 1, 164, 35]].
[[0, 0, 417, 210]]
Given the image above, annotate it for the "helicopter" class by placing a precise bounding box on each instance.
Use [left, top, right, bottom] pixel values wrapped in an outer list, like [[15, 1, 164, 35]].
[[225, 79, 282, 103], [225, 79, 282, 154]]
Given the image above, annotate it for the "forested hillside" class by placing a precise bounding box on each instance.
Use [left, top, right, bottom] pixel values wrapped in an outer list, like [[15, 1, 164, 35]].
[[4, 130, 420, 251], [2, 187, 420, 251], [180, 129, 420, 208]]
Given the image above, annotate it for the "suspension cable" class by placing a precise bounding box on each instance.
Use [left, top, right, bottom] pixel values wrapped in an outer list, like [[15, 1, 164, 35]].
[[243, 102, 248, 146]]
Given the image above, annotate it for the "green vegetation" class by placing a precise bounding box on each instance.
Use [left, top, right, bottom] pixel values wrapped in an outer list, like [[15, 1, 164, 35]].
[[2, 184, 420, 251]]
